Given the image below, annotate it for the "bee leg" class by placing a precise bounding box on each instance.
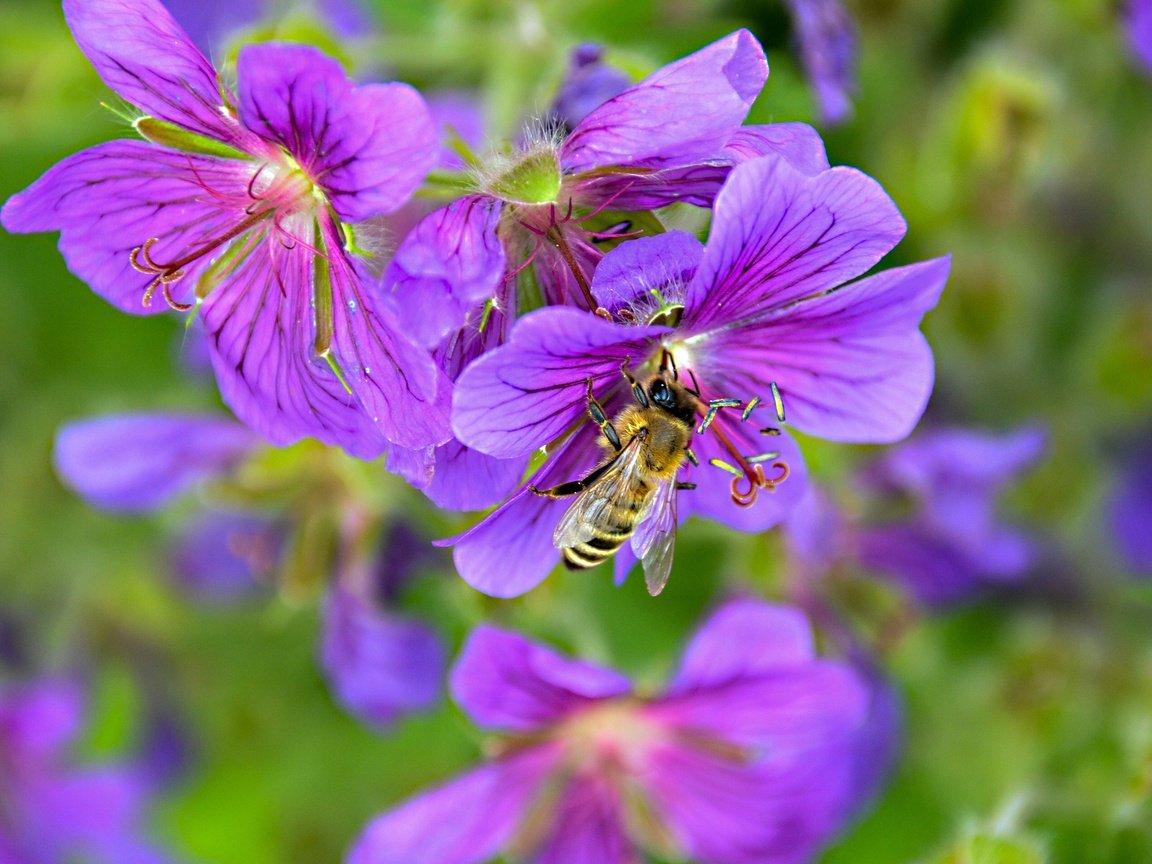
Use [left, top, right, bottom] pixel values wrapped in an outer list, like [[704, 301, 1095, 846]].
[[619, 360, 649, 408], [530, 459, 616, 498], [660, 348, 679, 380], [585, 378, 622, 451], [676, 482, 697, 491]]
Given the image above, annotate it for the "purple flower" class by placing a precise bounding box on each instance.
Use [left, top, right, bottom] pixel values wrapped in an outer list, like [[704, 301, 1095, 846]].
[[0, 679, 172, 864], [348, 600, 882, 864], [783, 0, 858, 125], [1109, 445, 1152, 576], [547, 44, 632, 132], [384, 29, 830, 352], [787, 426, 1046, 606], [2, 0, 446, 458], [444, 154, 948, 596], [169, 510, 278, 603], [1128, 0, 1152, 73]]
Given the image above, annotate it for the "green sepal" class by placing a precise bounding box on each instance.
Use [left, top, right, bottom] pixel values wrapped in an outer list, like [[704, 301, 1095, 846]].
[[133, 116, 248, 160], [488, 147, 562, 204]]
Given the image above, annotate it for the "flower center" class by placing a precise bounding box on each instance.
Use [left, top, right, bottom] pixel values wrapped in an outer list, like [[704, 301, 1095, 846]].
[[128, 155, 317, 311], [554, 699, 662, 775]]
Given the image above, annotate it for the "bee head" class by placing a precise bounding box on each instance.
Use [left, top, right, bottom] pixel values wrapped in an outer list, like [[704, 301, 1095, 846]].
[[648, 377, 675, 409], [647, 375, 696, 425]]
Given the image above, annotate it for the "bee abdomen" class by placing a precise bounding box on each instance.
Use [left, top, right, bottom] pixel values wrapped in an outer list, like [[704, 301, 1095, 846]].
[[562, 522, 637, 570]]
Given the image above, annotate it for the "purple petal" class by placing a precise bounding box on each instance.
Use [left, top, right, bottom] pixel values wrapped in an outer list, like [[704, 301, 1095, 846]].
[[169, 511, 276, 604], [1, 142, 256, 315], [689, 257, 949, 443], [784, 0, 858, 125], [161, 0, 263, 56], [62, 0, 243, 144], [383, 196, 506, 349], [1111, 448, 1152, 575], [438, 426, 604, 597], [236, 43, 437, 223], [419, 440, 528, 512], [532, 774, 632, 864], [320, 585, 444, 729], [670, 600, 816, 691], [201, 216, 451, 455], [683, 155, 907, 332], [450, 627, 631, 731], [590, 231, 703, 319], [425, 91, 486, 170], [722, 123, 830, 175], [566, 122, 830, 212], [562, 30, 766, 173], [347, 749, 560, 864], [452, 308, 666, 458], [54, 414, 259, 512], [782, 485, 846, 577]]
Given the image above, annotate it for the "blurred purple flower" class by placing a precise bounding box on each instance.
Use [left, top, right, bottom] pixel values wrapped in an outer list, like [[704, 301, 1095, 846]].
[[787, 426, 1046, 606], [2, 0, 447, 458], [169, 510, 279, 603], [348, 600, 884, 864], [783, 0, 858, 125], [547, 44, 632, 132], [0, 679, 172, 864], [1110, 446, 1152, 575], [164, 0, 373, 57], [1128, 0, 1152, 73], [444, 155, 947, 596], [54, 414, 261, 513]]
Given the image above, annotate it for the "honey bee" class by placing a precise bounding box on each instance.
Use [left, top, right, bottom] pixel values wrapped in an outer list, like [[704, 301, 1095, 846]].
[[530, 362, 700, 596]]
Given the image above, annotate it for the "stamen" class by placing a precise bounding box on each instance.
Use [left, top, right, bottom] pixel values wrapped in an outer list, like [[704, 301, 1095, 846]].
[[594, 307, 613, 321], [616, 308, 637, 324], [760, 427, 782, 436], [747, 451, 780, 464], [696, 399, 741, 435], [685, 448, 699, 466], [709, 458, 743, 477], [741, 396, 761, 422], [770, 382, 786, 423]]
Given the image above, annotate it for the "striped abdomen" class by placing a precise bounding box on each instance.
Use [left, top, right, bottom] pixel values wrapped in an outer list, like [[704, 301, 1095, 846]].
[[562, 478, 652, 570]]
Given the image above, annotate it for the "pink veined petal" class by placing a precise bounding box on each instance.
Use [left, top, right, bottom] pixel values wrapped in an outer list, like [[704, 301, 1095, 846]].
[[722, 123, 830, 176], [689, 257, 950, 444], [670, 600, 816, 692], [450, 627, 631, 731], [347, 747, 561, 864], [383, 196, 507, 350], [682, 155, 907, 331], [451, 308, 667, 459], [53, 413, 260, 512], [562, 30, 767, 173], [1, 141, 257, 315], [532, 773, 635, 864], [591, 232, 703, 318], [62, 0, 245, 146], [236, 43, 437, 223], [200, 216, 449, 457]]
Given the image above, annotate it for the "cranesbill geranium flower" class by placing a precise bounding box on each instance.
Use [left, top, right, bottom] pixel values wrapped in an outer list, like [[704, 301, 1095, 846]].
[[0, 678, 172, 864], [444, 153, 949, 596], [2, 0, 446, 458], [348, 600, 884, 864], [53, 411, 445, 730]]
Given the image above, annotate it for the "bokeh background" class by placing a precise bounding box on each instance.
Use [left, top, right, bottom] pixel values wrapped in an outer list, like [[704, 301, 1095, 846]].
[[1, 0, 1151, 862]]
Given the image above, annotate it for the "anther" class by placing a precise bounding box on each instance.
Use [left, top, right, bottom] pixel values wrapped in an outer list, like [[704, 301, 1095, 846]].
[[709, 458, 743, 477], [594, 307, 613, 321], [747, 451, 780, 464], [770, 382, 786, 423], [760, 427, 782, 436], [685, 448, 699, 467], [741, 396, 761, 422]]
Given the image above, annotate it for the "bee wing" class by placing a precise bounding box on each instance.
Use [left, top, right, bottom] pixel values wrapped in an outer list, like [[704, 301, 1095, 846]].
[[634, 477, 678, 596], [553, 436, 647, 550]]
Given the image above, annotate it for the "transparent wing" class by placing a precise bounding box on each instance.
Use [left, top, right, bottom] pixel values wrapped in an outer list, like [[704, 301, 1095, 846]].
[[554, 436, 647, 549], [633, 476, 678, 596]]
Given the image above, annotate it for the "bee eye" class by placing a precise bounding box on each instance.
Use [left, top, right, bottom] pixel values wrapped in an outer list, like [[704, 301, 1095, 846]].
[[651, 381, 668, 399]]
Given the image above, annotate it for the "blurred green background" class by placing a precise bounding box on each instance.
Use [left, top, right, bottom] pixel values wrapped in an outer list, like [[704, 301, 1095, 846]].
[[1, 0, 1151, 862]]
